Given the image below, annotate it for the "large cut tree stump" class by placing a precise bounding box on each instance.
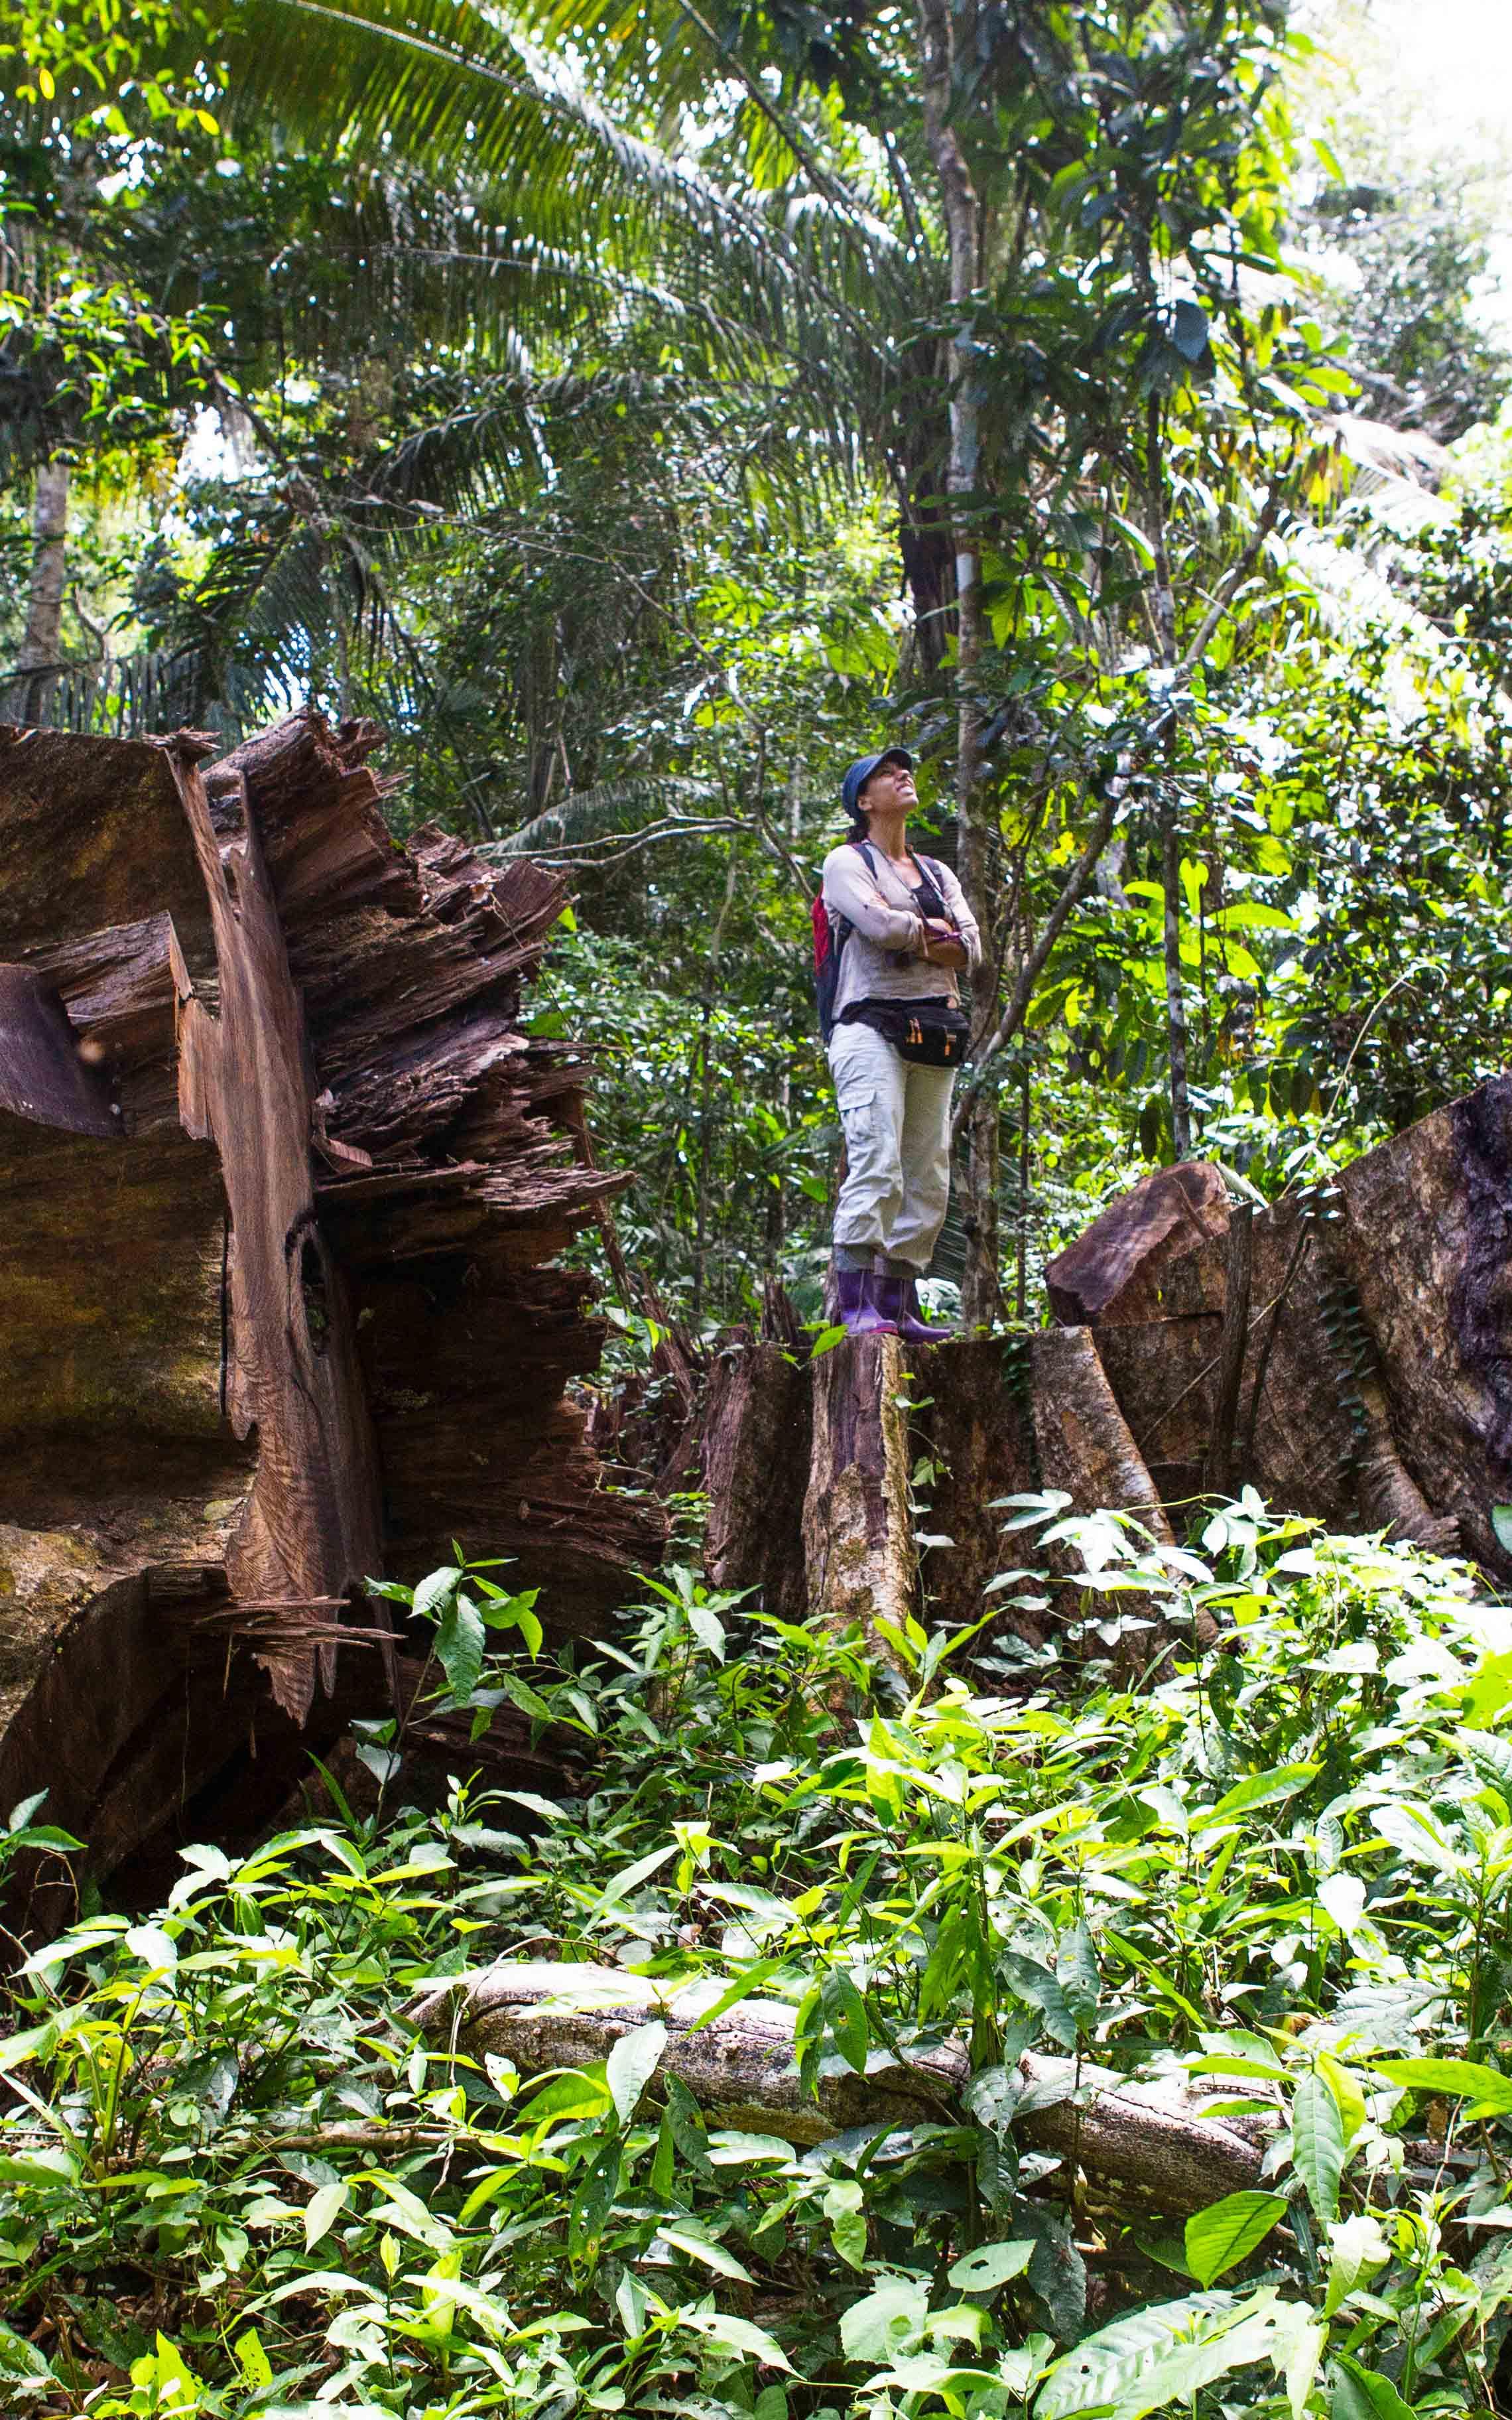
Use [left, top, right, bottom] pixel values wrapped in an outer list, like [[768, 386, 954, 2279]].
[[703, 1325, 1190, 1667], [0, 710, 663, 1928], [1048, 1087, 1512, 1572], [705, 1085, 1512, 1661]]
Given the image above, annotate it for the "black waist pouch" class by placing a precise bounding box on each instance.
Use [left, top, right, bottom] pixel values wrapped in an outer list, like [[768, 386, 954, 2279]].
[[850, 997, 970, 1067]]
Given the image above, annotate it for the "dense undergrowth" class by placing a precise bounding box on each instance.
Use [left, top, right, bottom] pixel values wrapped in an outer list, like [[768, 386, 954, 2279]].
[[5, 1504, 1512, 2414]]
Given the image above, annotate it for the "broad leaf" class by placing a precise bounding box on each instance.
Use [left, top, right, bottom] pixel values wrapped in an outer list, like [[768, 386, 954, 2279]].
[[1196, 1764, 1319, 1829], [1037, 2293, 1278, 2420], [1184, 2191, 1289, 2287], [304, 2179, 349, 2251], [823, 1970, 870, 2074], [657, 2222, 752, 2280], [412, 1566, 463, 1619], [1371, 2055, 1512, 2117], [605, 2019, 666, 2122], [1324, 2213, 1389, 2317], [840, 2278, 929, 2363], [434, 1592, 486, 1703], [1292, 2072, 1347, 2224], [1330, 2354, 1420, 2419], [675, 2307, 792, 2372], [948, 2240, 1035, 2291]]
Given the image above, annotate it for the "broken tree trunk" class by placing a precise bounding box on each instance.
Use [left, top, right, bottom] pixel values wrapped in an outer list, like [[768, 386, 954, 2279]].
[[706, 1323, 1199, 1668], [802, 1333, 915, 1654], [0, 708, 663, 1931], [416, 1960, 1269, 2214], [707, 1082, 1512, 1663], [1046, 1086, 1512, 1572]]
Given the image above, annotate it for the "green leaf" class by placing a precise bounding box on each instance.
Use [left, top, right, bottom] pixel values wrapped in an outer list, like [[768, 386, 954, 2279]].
[[840, 2277, 929, 2363], [0, 2145, 78, 2187], [412, 1566, 463, 1620], [658, 2222, 752, 2280], [1037, 2294, 1279, 2420], [822, 1970, 869, 2074], [434, 1592, 486, 1702], [304, 2179, 348, 2251], [1331, 2354, 1420, 2419], [1324, 2213, 1389, 2317], [605, 2019, 666, 2123], [1184, 2191, 1289, 2287], [1491, 1505, 1512, 1557], [0, 2321, 56, 2382], [1195, 1764, 1319, 1830], [1292, 2072, 1347, 2224], [948, 2240, 1035, 2291], [682, 1958, 787, 2034], [674, 2307, 792, 2372], [1371, 2056, 1512, 2116]]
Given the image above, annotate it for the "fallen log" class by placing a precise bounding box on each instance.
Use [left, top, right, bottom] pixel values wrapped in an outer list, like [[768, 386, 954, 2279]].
[[0, 709, 663, 1930], [416, 1960, 1269, 2214]]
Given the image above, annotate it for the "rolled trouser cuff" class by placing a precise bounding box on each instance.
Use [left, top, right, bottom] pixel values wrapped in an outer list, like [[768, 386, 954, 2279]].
[[834, 1242, 876, 1272]]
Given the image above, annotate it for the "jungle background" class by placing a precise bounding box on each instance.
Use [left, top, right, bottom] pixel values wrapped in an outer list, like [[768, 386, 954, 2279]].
[[10, 0, 1512, 1346], [14, 8, 1512, 2418]]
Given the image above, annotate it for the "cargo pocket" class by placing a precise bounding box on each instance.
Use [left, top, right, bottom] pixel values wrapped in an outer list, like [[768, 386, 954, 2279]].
[[837, 1087, 882, 1163]]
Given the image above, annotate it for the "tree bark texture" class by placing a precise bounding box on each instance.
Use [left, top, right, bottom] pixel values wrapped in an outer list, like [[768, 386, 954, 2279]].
[[705, 1081, 1512, 1662], [0, 708, 664, 1930], [417, 1960, 1269, 2214], [802, 1333, 916, 1654], [1046, 1083, 1512, 1567], [704, 1342, 812, 1621], [2, 458, 69, 726]]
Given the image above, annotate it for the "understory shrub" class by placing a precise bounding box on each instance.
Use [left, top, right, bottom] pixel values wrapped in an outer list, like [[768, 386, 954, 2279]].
[[4, 1503, 1512, 2413]]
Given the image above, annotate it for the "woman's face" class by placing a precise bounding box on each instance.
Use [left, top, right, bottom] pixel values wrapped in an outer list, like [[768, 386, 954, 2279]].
[[861, 758, 917, 817]]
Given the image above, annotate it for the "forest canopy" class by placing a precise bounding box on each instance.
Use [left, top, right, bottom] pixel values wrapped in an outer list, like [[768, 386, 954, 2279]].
[[5, 0, 1512, 1335]]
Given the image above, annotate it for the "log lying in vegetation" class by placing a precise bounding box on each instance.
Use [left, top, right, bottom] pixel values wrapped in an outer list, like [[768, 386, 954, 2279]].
[[417, 1960, 1269, 2214], [0, 710, 662, 1926]]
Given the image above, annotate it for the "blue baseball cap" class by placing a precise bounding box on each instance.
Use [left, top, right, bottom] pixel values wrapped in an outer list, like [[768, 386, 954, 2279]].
[[842, 746, 914, 820]]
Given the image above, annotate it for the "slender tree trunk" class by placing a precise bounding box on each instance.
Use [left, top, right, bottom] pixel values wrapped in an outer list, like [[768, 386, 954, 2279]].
[[1162, 804, 1192, 1161], [919, 0, 999, 1327], [4, 458, 69, 726], [690, 839, 741, 1324], [1143, 395, 1190, 1162]]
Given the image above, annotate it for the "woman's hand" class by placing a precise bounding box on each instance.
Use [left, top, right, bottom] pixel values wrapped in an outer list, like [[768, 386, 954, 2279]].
[[921, 919, 968, 970]]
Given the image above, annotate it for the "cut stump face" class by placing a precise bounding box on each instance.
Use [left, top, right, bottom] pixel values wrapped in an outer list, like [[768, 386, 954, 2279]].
[[0, 710, 664, 1932]]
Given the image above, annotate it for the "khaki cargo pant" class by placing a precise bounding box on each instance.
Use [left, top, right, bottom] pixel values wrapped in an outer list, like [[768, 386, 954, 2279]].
[[828, 1018, 955, 1274]]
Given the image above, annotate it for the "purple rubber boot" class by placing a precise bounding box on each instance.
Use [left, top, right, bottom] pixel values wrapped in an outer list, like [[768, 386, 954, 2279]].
[[836, 1265, 899, 1337], [873, 1272, 952, 1343]]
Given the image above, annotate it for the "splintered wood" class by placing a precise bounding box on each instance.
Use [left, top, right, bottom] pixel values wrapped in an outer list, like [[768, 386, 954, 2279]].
[[0, 710, 663, 1924], [706, 1085, 1512, 1672]]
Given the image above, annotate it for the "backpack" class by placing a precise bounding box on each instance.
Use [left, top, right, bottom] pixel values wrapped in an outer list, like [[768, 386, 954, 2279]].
[[810, 840, 951, 1044]]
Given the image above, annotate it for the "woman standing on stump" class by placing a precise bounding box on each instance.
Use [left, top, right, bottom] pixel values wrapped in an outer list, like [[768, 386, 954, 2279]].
[[822, 747, 981, 1339]]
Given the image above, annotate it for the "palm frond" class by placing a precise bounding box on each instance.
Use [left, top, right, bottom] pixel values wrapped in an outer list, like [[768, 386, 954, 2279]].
[[484, 774, 725, 859]]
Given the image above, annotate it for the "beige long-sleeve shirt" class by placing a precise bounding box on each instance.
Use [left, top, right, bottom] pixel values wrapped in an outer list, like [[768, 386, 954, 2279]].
[[822, 840, 981, 1024]]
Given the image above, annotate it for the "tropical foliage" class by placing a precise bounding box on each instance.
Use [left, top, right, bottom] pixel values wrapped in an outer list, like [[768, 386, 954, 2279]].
[[8, 1511, 1512, 2410]]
